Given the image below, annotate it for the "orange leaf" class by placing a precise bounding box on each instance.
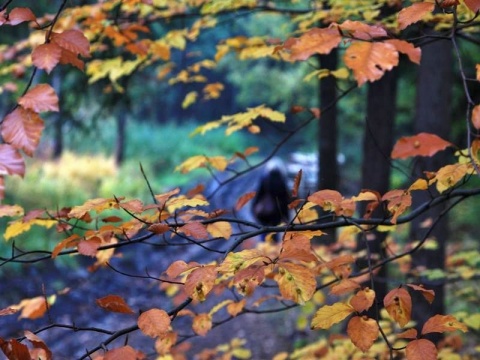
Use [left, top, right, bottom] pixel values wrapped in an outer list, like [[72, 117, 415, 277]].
[[59, 48, 85, 71], [51, 30, 90, 57], [385, 39, 421, 64], [155, 332, 177, 355], [472, 105, 480, 130], [330, 278, 361, 295], [0, 338, 30, 360], [0, 144, 25, 177], [235, 191, 256, 211], [7, 7, 36, 25], [397, 328, 418, 339], [138, 309, 171, 338], [344, 41, 399, 86], [382, 189, 411, 224], [398, 2, 435, 30], [276, 262, 316, 304], [384, 287, 412, 327], [78, 238, 101, 257], [311, 302, 354, 330], [148, 223, 170, 235], [308, 189, 342, 214], [292, 169, 302, 198], [192, 313, 212, 336], [463, 0, 480, 13], [339, 20, 387, 40], [179, 221, 208, 240], [185, 265, 217, 302], [16, 296, 48, 320], [51, 234, 80, 258], [406, 284, 435, 304], [421, 314, 468, 335], [226, 299, 246, 317], [1, 107, 44, 156], [217, 249, 270, 274], [18, 84, 59, 112], [433, 163, 472, 193], [283, 27, 342, 61], [347, 316, 379, 352], [24, 331, 52, 360], [103, 345, 138, 360], [280, 233, 317, 263], [405, 339, 437, 360], [96, 295, 135, 314], [32, 43, 62, 74], [349, 288, 376, 313], [391, 132, 453, 159], [165, 260, 198, 278]]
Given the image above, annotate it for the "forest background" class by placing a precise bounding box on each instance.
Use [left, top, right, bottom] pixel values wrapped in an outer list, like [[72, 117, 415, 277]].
[[0, 0, 479, 359]]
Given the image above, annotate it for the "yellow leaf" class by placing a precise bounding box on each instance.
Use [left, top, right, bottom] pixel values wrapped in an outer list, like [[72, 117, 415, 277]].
[[68, 197, 120, 218], [4, 218, 57, 241], [384, 287, 412, 327], [207, 221, 232, 239], [192, 313, 212, 336], [182, 91, 198, 109], [175, 155, 229, 173], [217, 249, 270, 274], [275, 262, 316, 304], [331, 67, 350, 79], [433, 163, 473, 193], [311, 302, 354, 330], [0, 205, 24, 218]]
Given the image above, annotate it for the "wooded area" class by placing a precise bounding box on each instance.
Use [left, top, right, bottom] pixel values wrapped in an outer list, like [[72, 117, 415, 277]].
[[0, 0, 479, 359]]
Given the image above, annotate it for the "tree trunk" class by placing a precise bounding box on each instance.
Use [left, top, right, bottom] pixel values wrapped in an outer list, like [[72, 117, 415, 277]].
[[410, 34, 453, 339], [115, 108, 127, 166], [52, 71, 63, 159], [358, 68, 398, 303]]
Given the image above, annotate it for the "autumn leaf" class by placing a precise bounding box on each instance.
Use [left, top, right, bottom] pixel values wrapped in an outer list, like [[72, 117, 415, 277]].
[[78, 238, 102, 257], [96, 294, 135, 314], [349, 288, 376, 313], [433, 163, 473, 193], [1, 107, 45, 156], [155, 332, 177, 355], [280, 233, 317, 263], [192, 313, 212, 336], [391, 132, 453, 159], [0, 144, 25, 178], [207, 221, 232, 239], [283, 27, 342, 61], [330, 278, 361, 296], [68, 197, 120, 218], [385, 39, 421, 64], [276, 262, 316, 304], [182, 91, 198, 108], [14, 296, 49, 320], [217, 249, 270, 274], [148, 223, 170, 235], [24, 331, 52, 360], [472, 105, 480, 130], [235, 191, 256, 210], [0, 204, 24, 218], [398, 2, 435, 30], [184, 265, 217, 301], [308, 189, 342, 213], [175, 155, 229, 173], [7, 7, 36, 25], [421, 314, 468, 335], [51, 234, 80, 258], [138, 309, 171, 338], [397, 328, 418, 339], [32, 43, 62, 74], [347, 316, 379, 352], [382, 189, 411, 224], [464, 0, 480, 12], [51, 30, 90, 57], [406, 284, 435, 304], [339, 20, 387, 40], [227, 299, 246, 317], [405, 339, 437, 360], [344, 41, 398, 86], [0, 339, 30, 360], [18, 84, 59, 112], [311, 302, 354, 330], [384, 287, 412, 327], [5, 218, 57, 241], [103, 346, 138, 360]]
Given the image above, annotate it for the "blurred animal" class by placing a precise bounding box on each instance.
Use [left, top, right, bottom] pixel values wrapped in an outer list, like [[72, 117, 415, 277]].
[[251, 159, 290, 226]]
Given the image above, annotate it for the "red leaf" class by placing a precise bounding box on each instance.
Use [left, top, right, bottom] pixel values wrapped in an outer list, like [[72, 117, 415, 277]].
[[1, 107, 44, 156], [32, 43, 62, 74], [51, 30, 90, 57], [18, 84, 59, 112], [464, 0, 480, 13], [96, 295, 135, 314], [7, 7, 36, 25], [0, 338, 31, 360], [0, 144, 25, 177], [391, 133, 453, 159]]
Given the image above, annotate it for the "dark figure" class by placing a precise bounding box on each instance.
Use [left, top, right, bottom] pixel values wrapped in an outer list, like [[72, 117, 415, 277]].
[[252, 161, 290, 226]]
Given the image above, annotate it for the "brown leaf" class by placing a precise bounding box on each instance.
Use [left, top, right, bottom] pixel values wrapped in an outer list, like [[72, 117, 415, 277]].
[[148, 223, 170, 235], [185, 265, 217, 302], [391, 132, 453, 159], [24, 331, 52, 360], [308, 189, 342, 213], [51, 234, 80, 258], [347, 316, 379, 352], [0, 144, 25, 177], [58, 48, 85, 71], [7, 7, 36, 25], [96, 295, 135, 314], [384, 287, 412, 327], [1, 107, 44, 156], [398, 2, 435, 30], [192, 313, 212, 336], [472, 105, 480, 130], [382, 189, 411, 224], [178, 221, 208, 240], [421, 314, 468, 335], [155, 332, 177, 355], [138, 309, 171, 338], [32, 43, 62, 74], [397, 328, 418, 340], [406, 284, 435, 304], [16, 296, 48, 320], [0, 338, 30, 360], [283, 27, 342, 61], [0, 307, 18, 316], [349, 288, 376, 313], [292, 169, 302, 197], [405, 339, 437, 360], [104, 345, 138, 360], [51, 30, 90, 57], [235, 191, 256, 211], [18, 84, 59, 112], [344, 41, 399, 86]]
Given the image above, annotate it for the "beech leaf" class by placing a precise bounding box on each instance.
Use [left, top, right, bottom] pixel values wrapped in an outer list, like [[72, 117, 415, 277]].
[[192, 313, 212, 336], [385, 39, 421, 64], [349, 288, 376, 313], [1, 107, 44, 156], [283, 27, 342, 61], [184, 265, 217, 302], [51, 30, 90, 57], [463, 0, 480, 13], [311, 302, 354, 330], [138, 308, 171, 338], [421, 314, 468, 335], [0, 144, 25, 177], [103, 346, 137, 360], [347, 316, 379, 352], [471, 105, 480, 130], [391, 132, 453, 159], [384, 287, 412, 327], [32, 43, 62, 74], [344, 41, 399, 86], [405, 339, 437, 360], [398, 2, 435, 30], [276, 262, 316, 304], [96, 294, 135, 314], [7, 7, 36, 25], [0, 339, 30, 360], [18, 84, 59, 112]]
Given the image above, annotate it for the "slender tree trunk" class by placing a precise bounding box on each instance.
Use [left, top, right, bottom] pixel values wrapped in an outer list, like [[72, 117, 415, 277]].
[[410, 34, 453, 339], [358, 68, 398, 303], [115, 108, 127, 166], [317, 50, 338, 244], [52, 71, 63, 159]]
